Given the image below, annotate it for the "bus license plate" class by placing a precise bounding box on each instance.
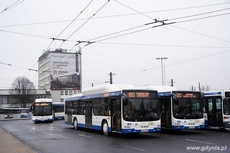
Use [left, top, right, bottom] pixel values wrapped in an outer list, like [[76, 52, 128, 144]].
[[141, 129, 148, 132]]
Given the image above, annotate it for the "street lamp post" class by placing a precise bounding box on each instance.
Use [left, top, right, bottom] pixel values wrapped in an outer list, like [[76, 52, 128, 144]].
[[156, 57, 168, 85]]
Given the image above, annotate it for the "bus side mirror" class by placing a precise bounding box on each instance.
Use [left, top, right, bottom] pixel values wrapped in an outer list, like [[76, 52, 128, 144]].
[[172, 94, 179, 105], [122, 94, 128, 106], [30, 105, 33, 112]]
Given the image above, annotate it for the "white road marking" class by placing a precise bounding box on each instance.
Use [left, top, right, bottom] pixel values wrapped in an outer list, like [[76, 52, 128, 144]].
[[78, 134, 92, 138], [121, 144, 146, 151], [185, 139, 215, 145]]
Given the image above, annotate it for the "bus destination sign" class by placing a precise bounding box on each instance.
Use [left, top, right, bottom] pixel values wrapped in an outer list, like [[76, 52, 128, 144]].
[[35, 103, 50, 106], [126, 92, 150, 98], [176, 92, 198, 98]]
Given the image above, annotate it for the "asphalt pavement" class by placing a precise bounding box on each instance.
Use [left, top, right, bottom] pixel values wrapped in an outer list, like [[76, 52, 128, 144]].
[[0, 128, 37, 153]]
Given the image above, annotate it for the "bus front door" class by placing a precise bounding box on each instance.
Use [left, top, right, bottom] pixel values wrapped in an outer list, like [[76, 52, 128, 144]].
[[207, 98, 223, 127], [111, 98, 121, 132], [85, 101, 92, 128], [160, 98, 172, 129]]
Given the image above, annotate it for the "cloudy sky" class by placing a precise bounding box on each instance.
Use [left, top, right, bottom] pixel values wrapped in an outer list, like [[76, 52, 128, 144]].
[[0, 0, 230, 90]]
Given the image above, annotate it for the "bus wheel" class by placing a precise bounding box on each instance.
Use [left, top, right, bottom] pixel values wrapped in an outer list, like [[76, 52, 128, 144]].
[[74, 118, 78, 130], [102, 121, 109, 136]]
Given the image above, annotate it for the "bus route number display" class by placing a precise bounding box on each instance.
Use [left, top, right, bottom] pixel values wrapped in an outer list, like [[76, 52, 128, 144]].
[[35, 103, 49, 106], [126, 92, 150, 98], [176, 92, 197, 98]]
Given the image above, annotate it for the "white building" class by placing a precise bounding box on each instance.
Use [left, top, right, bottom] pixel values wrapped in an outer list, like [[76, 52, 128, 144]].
[[38, 49, 81, 102]]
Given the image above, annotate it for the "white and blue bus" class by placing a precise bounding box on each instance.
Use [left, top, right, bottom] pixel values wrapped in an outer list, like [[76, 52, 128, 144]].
[[53, 102, 64, 120], [65, 84, 161, 135], [203, 90, 230, 129], [143, 86, 205, 130], [0, 108, 30, 119], [30, 98, 53, 123]]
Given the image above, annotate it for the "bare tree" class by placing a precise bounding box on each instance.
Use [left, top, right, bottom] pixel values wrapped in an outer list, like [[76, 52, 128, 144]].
[[9, 76, 36, 107], [201, 84, 211, 91]]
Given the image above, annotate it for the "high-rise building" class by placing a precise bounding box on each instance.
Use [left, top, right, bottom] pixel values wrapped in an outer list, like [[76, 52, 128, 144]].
[[38, 49, 81, 101]]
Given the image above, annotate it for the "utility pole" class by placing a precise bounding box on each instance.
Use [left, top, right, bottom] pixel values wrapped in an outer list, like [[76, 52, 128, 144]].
[[170, 79, 175, 87], [156, 57, 168, 85], [78, 47, 82, 92], [198, 82, 201, 91], [109, 72, 116, 84]]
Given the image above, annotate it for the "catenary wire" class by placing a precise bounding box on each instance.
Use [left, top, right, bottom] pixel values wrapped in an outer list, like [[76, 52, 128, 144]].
[[46, 0, 94, 50], [0, 0, 24, 14], [57, 0, 111, 49], [1, 2, 230, 27]]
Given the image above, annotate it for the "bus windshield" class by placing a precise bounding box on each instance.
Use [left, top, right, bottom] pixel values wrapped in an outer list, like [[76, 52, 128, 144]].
[[123, 98, 159, 121], [173, 99, 203, 119], [32, 103, 52, 116], [223, 99, 230, 115]]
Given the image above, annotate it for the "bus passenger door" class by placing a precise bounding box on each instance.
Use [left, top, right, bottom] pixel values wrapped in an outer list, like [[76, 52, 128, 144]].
[[85, 101, 92, 128], [65, 102, 72, 125], [110, 98, 121, 132], [207, 98, 223, 127], [160, 98, 166, 128]]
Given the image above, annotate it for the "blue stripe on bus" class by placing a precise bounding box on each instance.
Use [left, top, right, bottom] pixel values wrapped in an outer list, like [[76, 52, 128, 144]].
[[55, 116, 64, 119], [171, 125, 205, 130], [204, 91, 221, 96], [158, 92, 172, 97], [66, 91, 122, 101], [121, 128, 161, 134], [66, 122, 161, 134], [34, 119, 53, 122]]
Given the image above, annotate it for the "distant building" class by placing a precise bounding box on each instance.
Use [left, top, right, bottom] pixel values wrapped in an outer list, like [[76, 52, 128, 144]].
[[38, 48, 81, 102], [0, 89, 51, 108]]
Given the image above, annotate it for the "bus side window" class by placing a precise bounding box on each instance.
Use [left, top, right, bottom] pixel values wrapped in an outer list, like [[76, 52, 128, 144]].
[[104, 98, 109, 115], [208, 99, 213, 112]]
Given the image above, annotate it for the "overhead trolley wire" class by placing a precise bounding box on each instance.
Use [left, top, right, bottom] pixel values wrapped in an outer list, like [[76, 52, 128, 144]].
[[169, 7, 230, 21], [170, 25, 230, 43], [1, 8, 230, 46], [57, 0, 111, 49], [46, 0, 94, 50], [48, 0, 111, 66], [114, 0, 152, 20], [0, 0, 24, 14], [115, 49, 230, 80], [1, 1, 230, 49], [77, 9, 230, 47], [0, 29, 50, 39], [171, 12, 230, 23], [1, 2, 230, 28], [89, 21, 174, 44], [85, 0, 230, 46], [96, 42, 230, 49]]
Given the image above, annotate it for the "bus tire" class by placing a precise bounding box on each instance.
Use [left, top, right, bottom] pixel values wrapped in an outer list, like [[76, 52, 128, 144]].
[[74, 118, 78, 130], [102, 121, 109, 136]]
